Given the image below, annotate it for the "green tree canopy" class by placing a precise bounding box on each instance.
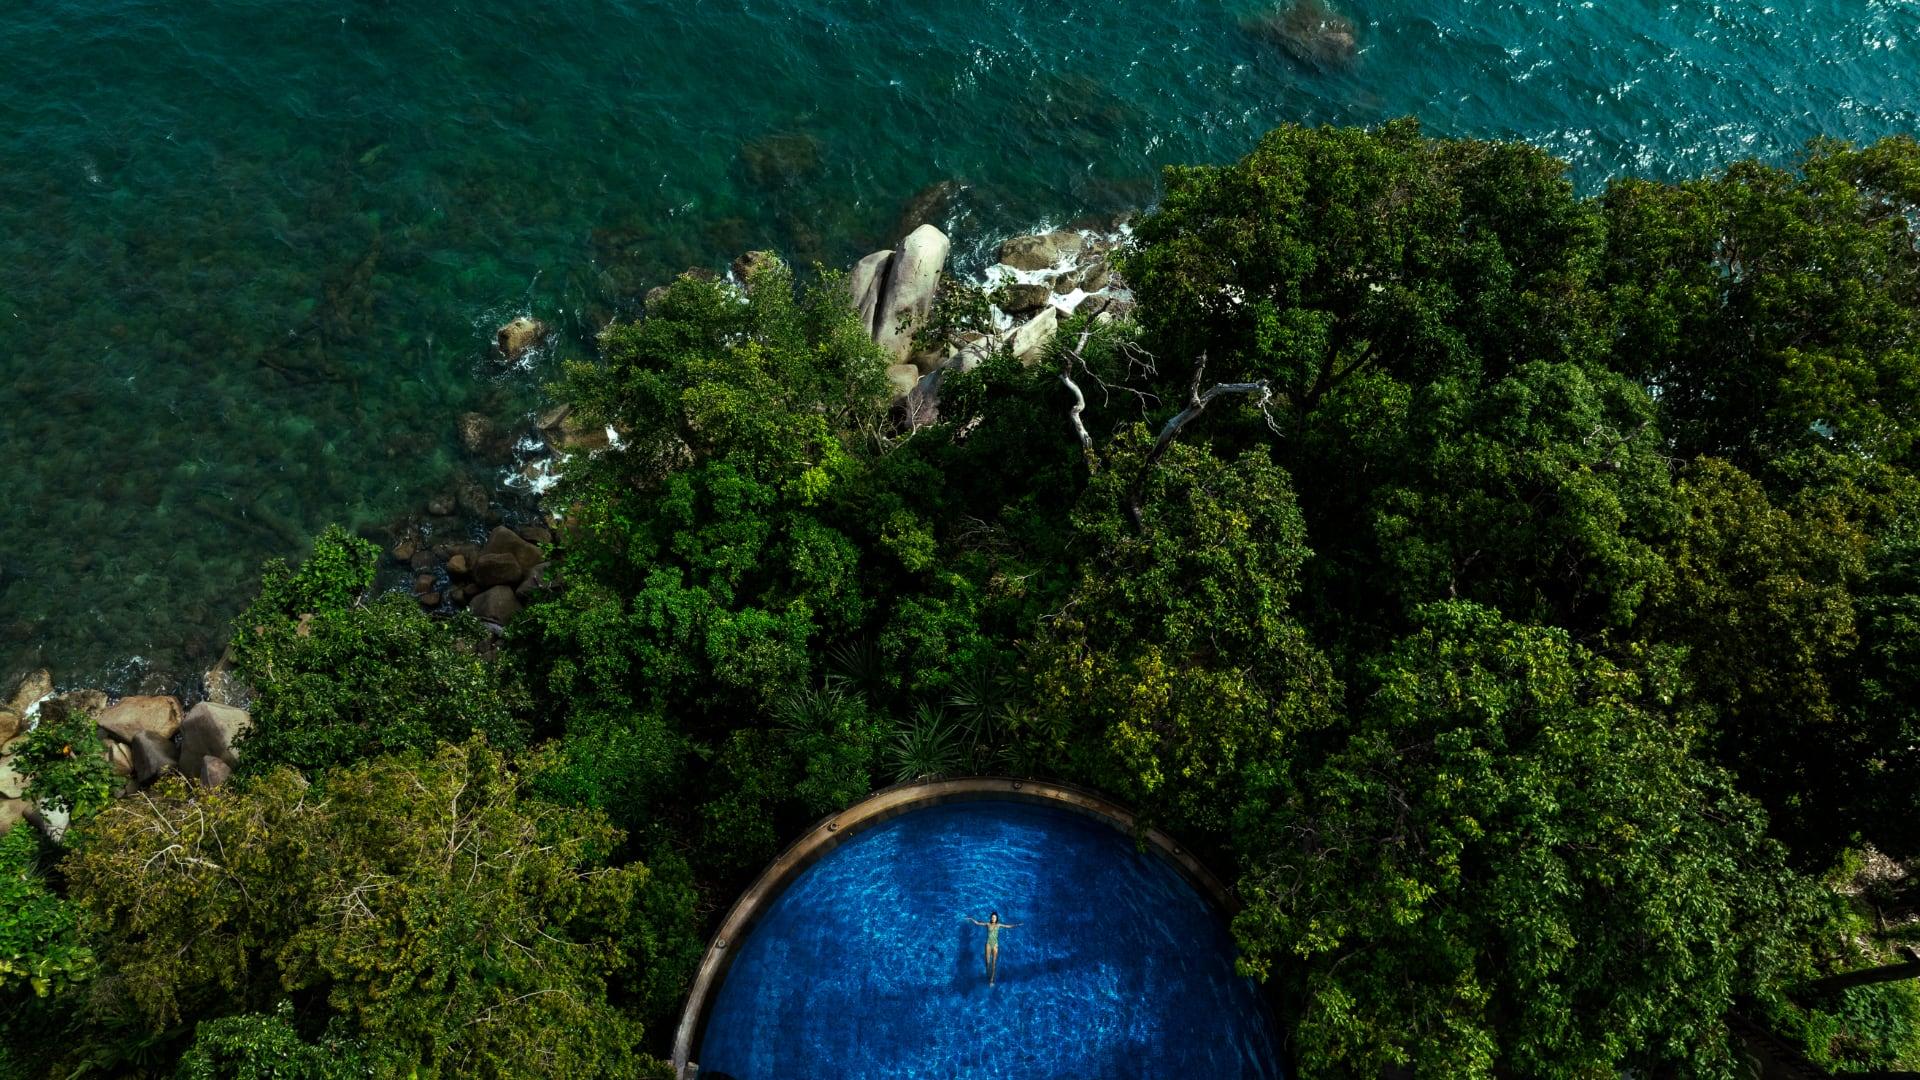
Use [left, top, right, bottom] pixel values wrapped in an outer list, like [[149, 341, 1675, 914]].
[[1234, 602, 1819, 1078], [1602, 135, 1920, 471], [62, 740, 689, 1079], [1027, 432, 1336, 835]]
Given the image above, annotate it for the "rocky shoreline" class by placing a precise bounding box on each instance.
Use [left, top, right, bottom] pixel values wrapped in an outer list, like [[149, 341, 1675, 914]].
[[0, 663, 252, 841], [0, 218, 1131, 842]]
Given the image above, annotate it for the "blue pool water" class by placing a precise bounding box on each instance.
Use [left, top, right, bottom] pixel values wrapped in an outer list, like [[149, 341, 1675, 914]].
[[2, 1, 1917, 688], [697, 800, 1281, 1079]]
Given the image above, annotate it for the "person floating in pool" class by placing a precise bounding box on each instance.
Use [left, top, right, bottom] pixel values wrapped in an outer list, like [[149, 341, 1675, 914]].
[[965, 912, 1021, 986]]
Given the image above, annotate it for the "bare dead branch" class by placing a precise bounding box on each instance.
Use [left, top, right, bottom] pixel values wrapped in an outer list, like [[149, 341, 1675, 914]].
[[1126, 353, 1280, 528]]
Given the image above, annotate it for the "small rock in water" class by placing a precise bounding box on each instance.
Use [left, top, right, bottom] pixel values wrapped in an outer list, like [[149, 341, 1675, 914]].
[[427, 492, 456, 517], [391, 538, 418, 564], [456, 477, 491, 518], [892, 180, 962, 242], [408, 549, 438, 573], [731, 250, 783, 284], [736, 132, 824, 191], [43, 689, 107, 724], [419, 591, 443, 609], [516, 524, 553, 546], [496, 316, 548, 362], [412, 573, 436, 594], [447, 553, 472, 577], [457, 411, 504, 458]]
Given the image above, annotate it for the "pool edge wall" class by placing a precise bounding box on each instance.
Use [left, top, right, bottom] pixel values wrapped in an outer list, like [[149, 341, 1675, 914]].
[[671, 776, 1239, 1079]]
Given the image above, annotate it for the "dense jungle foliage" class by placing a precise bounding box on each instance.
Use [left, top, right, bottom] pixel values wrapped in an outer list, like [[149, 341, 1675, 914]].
[[7, 119, 1920, 1077]]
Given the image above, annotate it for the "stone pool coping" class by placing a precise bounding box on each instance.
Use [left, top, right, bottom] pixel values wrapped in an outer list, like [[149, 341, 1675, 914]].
[[671, 775, 1238, 1078]]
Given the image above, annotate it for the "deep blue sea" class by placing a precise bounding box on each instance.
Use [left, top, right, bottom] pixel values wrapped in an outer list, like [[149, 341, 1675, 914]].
[[698, 800, 1281, 1079], [1, 0, 1915, 691]]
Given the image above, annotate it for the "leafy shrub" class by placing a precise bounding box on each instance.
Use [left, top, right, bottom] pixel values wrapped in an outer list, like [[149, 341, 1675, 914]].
[[14, 705, 113, 821], [176, 1001, 392, 1080], [231, 526, 526, 775], [0, 826, 92, 999]]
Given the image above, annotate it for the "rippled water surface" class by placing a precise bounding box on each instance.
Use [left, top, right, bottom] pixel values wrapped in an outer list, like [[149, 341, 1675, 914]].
[[698, 799, 1281, 1078], [1, 0, 1916, 688]]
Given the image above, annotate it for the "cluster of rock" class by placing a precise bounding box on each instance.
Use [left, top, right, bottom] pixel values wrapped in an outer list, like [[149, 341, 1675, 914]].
[[841, 222, 1134, 398], [391, 522, 555, 627], [0, 668, 253, 842]]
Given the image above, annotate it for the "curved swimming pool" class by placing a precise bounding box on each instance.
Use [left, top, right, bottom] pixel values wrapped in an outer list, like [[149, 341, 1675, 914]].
[[694, 799, 1282, 1079]]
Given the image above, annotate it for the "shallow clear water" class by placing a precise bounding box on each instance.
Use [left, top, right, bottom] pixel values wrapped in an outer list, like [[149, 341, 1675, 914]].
[[697, 800, 1281, 1079], [1, 0, 1916, 689]]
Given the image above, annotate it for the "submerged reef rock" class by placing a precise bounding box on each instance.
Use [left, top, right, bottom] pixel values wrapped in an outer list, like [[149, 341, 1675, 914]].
[[737, 132, 824, 191], [1250, 0, 1358, 69]]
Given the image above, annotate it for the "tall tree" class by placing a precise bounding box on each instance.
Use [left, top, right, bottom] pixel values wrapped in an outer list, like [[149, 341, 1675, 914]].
[[63, 740, 690, 1079], [1234, 602, 1819, 1078], [1026, 432, 1337, 836], [1601, 136, 1920, 471]]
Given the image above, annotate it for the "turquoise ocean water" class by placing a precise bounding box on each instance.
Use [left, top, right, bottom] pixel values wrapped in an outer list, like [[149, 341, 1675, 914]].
[[0, 0, 1915, 691]]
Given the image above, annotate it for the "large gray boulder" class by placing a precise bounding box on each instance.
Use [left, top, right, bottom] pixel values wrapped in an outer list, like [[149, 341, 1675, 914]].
[[469, 586, 523, 626], [96, 695, 182, 743], [179, 701, 250, 770], [849, 250, 894, 336], [997, 231, 1084, 272], [473, 552, 524, 589], [1011, 307, 1061, 364], [871, 225, 951, 363], [482, 526, 544, 577], [129, 730, 181, 786], [7, 669, 50, 714], [197, 756, 232, 790]]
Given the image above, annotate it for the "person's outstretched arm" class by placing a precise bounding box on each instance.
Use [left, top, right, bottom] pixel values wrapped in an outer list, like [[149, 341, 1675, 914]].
[[965, 917, 987, 926]]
